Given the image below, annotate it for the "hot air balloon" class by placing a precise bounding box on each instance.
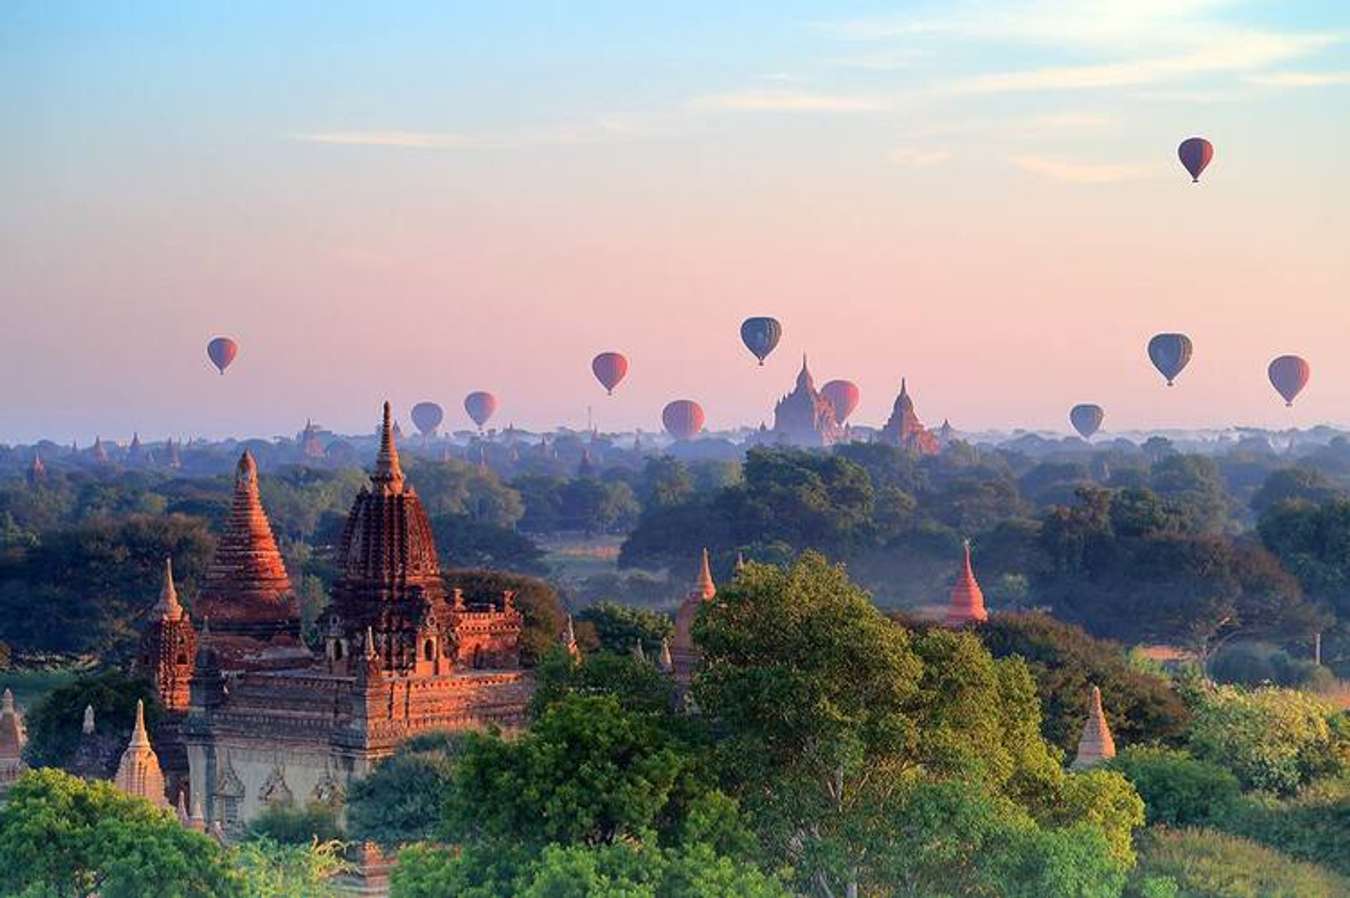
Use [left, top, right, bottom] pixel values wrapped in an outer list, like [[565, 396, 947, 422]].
[[591, 352, 629, 395], [206, 337, 238, 375], [411, 402, 445, 436], [662, 400, 705, 440], [740, 317, 782, 366], [1070, 404, 1105, 439], [1148, 333, 1193, 386], [1268, 355, 1310, 407], [1178, 137, 1213, 183], [821, 380, 861, 424], [464, 392, 498, 430]]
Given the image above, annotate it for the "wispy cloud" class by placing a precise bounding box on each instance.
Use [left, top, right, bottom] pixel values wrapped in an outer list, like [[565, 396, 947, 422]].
[[1244, 70, 1350, 86], [1011, 154, 1152, 183], [890, 148, 952, 167], [294, 119, 663, 150], [688, 90, 888, 112], [827, 48, 931, 71]]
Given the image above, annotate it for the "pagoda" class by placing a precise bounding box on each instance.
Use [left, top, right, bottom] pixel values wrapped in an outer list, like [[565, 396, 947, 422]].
[[672, 549, 716, 691], [0, 689, 26, 793], [1071, 686, 1117, 770], [113, 700, 167, 807], [27, 452, 46, 486], [300, 420, 326, 459], [136, 558, 198, 712], [879, 379, 940, 455], [944, 540, 988, 627], [194, 450, 300, 653], [128, 432, 144, 464], [770, 356, 843, 447]]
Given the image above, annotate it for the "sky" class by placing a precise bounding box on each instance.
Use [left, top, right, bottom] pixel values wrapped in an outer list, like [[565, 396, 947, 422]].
[[2, 1, 1348, 443]]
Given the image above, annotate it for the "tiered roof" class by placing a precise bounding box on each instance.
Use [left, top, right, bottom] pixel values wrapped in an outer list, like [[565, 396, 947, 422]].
[[880, 379, 940, 455], [195, 450, 296, 635], [944, 541, 988, 626], [771, 356, 844, 447]]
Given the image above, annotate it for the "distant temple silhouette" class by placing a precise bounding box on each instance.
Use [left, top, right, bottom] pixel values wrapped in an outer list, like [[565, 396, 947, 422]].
[[769, 356, 844, 447]]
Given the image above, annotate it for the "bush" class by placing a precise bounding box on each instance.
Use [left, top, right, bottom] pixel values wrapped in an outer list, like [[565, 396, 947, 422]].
[[246, 801, 343, 845], [1212, 642, 1337, 690], [1107, 746, 1240, 827], [1226, 777, 1350, 877], [346, 734, 460, 847], [21, 669, 157, 769], [1187, 685, 1348, 794], [1127, 827, 1350, 897]]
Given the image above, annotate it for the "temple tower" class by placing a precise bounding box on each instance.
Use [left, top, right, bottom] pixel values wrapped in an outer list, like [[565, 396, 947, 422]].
[[27, 452, 46, 486], [195, 450, 299, 647], [944, 541, 988, 627], [137, 558, 198, 712], [1071, 686, 1117, 770], [879, 379, 940, 455], [0, 689, 26, 792], [672, 549, 716, 690], [114, 700, 167, 807], [770, 355, 843, 447]]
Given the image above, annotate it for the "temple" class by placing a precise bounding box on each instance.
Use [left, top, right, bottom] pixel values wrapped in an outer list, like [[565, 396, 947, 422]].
[[944, 541, 988, 627], [769, 356, 844, 447], [114, 700, 167, 808], [1070, 686, 1117, 770], [672, 548, 717, 693], [175, 402, 532, 833], [137, 558, 198, 712], [878, 379, 940, 455], [0, 689, 26, 795]]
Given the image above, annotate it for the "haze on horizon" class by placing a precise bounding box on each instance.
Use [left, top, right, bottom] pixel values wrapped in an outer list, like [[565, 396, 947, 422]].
[[3, 1, 1348, 445]]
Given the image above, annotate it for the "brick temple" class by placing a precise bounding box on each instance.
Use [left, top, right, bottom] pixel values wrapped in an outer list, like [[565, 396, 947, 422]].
[[137, 403, 531, 833]]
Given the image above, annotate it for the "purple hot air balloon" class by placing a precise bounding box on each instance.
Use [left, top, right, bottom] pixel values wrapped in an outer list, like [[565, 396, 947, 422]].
[[662, 400, 705, 440], [1268, 355, 1310, 407], [1070, 404, 1105, 440], [411, 402, 444, 436], [821, 380, 861, 424], [464, 391, 498, 430], [206, 337, 238, 375], [592, 352, 629, 395], [1178, 137, 1214, 183], [1148, 333, 1193, 386]]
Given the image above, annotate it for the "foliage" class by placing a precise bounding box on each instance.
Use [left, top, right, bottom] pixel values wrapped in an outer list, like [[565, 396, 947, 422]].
[[231, 837, 348, 898], [979, 613, 1191, 752], [1259, 497, 1350, 619], [346, 733, 461, 847], [429, 513, 546, 573], [0, 768, 238, 898], [576, 601, 673, 656], [1107, 747, 1241, 828], [1210, 641, 1336, 691], [404, 457, 524, 529], [1187, 685, 1349, 794], [1126, 827, 1350, 898], [245, 802, 343, 845], [443, 568, 564, 666], [21, 668, 158, 769], [530, 646, 677, 717], [1225, 776, 1350, 876]]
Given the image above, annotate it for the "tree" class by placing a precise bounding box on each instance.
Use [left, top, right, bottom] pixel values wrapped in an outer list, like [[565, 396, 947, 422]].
[[346, 733, 460, 847], [576, 601, 673, 656], [404, 458, 523, 529], [428, 513, 546, 573], [0, 768, 238, 898], [1127, 828, 1350, 898], [1259, 498, 1350, 619], [231, 838, 348, 898], [1250, 468, 1342, 516], [1106, 747, 1240, 828], [530, 646, 676, 718], [22, 669, 159, 770]]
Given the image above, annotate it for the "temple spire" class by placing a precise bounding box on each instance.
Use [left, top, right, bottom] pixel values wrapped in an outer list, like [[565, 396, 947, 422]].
[[1, 690, 13, 715], [1071, 685, 1117, 770], [372, 401, 405, 492], [944, 540, 988, 626], [113, 699, 166, 806], [82, 704, 95, 735], [694, 548, 716, 601], [658, 637, 674, 673], [154, 557, 184, 622], [562, 615, 580, 660], [129, 699, 150, 747]]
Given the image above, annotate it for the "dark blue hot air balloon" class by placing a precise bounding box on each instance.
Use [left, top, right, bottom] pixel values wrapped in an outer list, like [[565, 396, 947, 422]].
[[1148, 333, 1193, 386], [740, 317, 782, 366], [1070, 404, 1104, 439]]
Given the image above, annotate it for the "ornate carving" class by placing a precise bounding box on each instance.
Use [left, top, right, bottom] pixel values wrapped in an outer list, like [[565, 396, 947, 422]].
[[258, 763, 293, 806]]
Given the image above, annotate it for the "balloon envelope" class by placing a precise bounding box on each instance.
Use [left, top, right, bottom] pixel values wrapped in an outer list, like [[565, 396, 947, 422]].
[[411, 402, 444, 435], [740, 317, 782, 366], [591, 352, 629, 395], [1268, 355, 1310, 406], [1178, 137, 1214, 182], [662, 400, 705, 440], [1148, 333, 1193, 385], [1070, 404, 1105, 439], [206, 337, 238, 375], [464, 392, 498, 428], [821, 380, 861, 424]]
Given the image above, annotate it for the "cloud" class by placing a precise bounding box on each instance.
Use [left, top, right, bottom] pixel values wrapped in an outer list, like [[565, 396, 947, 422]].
[[1010, 154, 1152, 183], [1244, 70, 1350, 86], [827, 48, 931, 70], [294, 119, 664, 150], [890, 148, 952, 167], [688, 90, 888, 112]]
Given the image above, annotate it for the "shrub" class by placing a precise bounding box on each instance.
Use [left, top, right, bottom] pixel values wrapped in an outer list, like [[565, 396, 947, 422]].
[[1226, 777, 1350, 876], [246, 801, 343, 845], [1107, 746, 1240, 827], [1187, 685, 1348, 794], [1127, 828, 1350, 898]]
